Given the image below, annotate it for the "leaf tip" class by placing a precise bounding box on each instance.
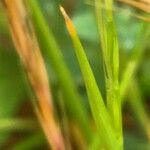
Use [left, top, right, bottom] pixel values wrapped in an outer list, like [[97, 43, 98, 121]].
[[59, 5, 76, 36]]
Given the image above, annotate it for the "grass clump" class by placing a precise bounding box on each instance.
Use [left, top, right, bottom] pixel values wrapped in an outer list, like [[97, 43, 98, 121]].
[[0, 0, 150, 149]]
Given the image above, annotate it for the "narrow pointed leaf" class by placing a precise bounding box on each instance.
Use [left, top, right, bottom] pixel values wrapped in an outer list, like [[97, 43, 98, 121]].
[[60, 6, 120, 149]]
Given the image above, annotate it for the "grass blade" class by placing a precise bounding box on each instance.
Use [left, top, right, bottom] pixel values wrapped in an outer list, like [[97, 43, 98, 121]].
[[60, 6, 121, 149], [120, 23, 150, 102], [27, 0, 92, 142], [1, 0, 65, 149], [95, 0, 122, 145], [128, 79, 150, 142], [0, 119, 35, 131]]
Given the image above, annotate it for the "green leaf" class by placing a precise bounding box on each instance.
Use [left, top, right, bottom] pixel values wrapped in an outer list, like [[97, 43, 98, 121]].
[[60, 6, 120, 149], [27, 0, 92, 142], [95, 0, 122, 144]]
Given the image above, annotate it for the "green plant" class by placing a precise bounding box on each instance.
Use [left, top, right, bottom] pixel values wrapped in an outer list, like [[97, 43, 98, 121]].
[[0, 0, 150, 149], [60, 1, 122, 148]]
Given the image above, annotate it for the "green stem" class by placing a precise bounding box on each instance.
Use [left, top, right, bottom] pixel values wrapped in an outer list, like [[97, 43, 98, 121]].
[[60, 7, 120, 149], [95, 0, 123, 147], [27, 0, 92, 142]]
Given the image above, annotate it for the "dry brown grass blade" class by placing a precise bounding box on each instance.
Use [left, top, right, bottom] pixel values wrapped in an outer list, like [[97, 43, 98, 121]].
[[1, 0, 65, 149], [141, 0, 150, 5], [118, 0, 150, 13], [118, 0, 150, 22], [86, 0, 150, 22]]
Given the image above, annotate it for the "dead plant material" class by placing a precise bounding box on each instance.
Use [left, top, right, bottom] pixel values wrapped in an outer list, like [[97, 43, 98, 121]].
[[118, 0, 150, 13], [1, 0, 65, 149], [85, 0, 150, 22], [118, 0, 150, 22]]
